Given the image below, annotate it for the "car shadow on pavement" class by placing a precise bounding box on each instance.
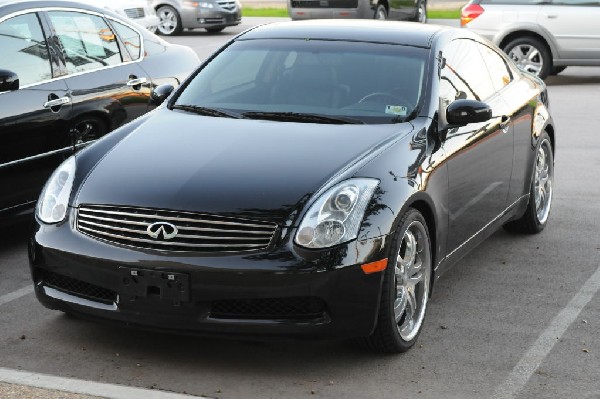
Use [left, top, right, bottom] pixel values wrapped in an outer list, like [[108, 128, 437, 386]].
[[546, 74, 600, 86]]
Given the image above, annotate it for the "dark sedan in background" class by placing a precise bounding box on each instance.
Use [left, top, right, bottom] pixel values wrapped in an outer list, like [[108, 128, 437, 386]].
[[0, 0, 199, 223], [288, 0, 427, 23], [29, 20, 555, 353]]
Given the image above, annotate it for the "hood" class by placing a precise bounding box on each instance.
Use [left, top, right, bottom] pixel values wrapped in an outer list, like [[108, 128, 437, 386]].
[[75, 109, 412, 225]]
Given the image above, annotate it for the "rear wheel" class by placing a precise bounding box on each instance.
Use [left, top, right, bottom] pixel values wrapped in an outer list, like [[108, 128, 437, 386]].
[[411, 0, 427, 23], [503, 36, 551, 79], [156, 5, 182, 36], [504, 132, 554, 234], [374, 3, 388, 20], [364, 208, 432, 353]]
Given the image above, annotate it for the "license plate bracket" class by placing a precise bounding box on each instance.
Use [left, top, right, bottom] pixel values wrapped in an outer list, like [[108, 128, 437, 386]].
[[118, 267, 190, 304]]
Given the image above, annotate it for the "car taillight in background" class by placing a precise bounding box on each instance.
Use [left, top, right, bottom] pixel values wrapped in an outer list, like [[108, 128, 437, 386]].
[[461, 3, 484, 26]]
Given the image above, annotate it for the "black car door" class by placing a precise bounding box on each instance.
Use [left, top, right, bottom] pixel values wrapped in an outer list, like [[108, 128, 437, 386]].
[[44, 10, 151, 143], [0, 12, 73, 214], [439, 38, 514, 257]]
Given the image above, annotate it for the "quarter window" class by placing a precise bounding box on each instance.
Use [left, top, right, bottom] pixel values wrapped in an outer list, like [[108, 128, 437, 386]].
[[0, 13, 52, 86], [48, 11, 121, 74], [478, 44, 513, 92], [111, 21, 142, 61]]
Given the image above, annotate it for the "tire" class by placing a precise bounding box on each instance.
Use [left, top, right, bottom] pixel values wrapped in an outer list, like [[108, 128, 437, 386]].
[[156, 5, 183, 36], [363, 208, 432, 353], [550, 66, 567, 76], [374, 3, 388, 20], [205, 27, 225, 33], [503, 36, 552, 80], [503, 132, 554, 234], [68, 115, 107, 145], [411, 0, 427, 23]]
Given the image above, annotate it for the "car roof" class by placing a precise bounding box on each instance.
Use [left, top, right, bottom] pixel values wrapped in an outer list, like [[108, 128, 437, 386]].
[[0, 0, 106, 17], [238, 20, 453, 48]]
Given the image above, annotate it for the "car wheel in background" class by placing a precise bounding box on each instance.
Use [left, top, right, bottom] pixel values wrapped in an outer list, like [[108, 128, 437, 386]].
[[550, 66, 567, 76], [374, 3, 388, 20], [364, 208, 432, 353], [68, 115, 107, 145], [205, 27, 225, 33], [412, 0, 427, 23], [503, 36, 551, 79], [156, 5, 183, 36], [504, 132, 554, 234]]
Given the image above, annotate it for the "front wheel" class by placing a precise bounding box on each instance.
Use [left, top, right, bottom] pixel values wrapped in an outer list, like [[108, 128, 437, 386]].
[[504, 132, 554, 234], [374, 4, 388, 20], [156, 5, 183, 36], [364, 208, 432, 353]]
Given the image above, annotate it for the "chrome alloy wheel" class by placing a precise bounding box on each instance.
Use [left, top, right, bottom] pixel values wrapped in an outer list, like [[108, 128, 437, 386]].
[[508, 44, 543, 76], [394, 220, 431, 342], [375, 5, 387, 19], [157, 7, 178, 35], [416, 1, 427, 23], [534, 139, 553, 224]]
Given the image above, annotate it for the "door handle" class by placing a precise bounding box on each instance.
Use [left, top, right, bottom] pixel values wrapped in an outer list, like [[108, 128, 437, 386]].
[[126, 77, 148, 87], [500, 115, 511, 132], [544, 14, 558, 19], [43, 96, 70, 109]]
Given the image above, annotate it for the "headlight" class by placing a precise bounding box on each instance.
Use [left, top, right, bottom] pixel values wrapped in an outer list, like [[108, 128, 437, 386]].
[[295, 178, 379, 249], [198, 2, 214, 8], [37, 156, 76, 224]]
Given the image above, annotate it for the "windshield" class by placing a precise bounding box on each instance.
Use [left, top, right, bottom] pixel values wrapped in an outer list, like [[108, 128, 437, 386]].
[[174, 39, 429, 124]]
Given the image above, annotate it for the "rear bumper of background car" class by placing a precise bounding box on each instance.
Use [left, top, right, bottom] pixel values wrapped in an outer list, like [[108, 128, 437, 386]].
[[29, 213, 390, 339]]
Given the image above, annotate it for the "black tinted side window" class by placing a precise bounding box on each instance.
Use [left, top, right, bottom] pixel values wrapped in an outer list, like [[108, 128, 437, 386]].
[[0, 13, 52, 86], [48, 11, 122, 74], [439, 39, 496, 108]]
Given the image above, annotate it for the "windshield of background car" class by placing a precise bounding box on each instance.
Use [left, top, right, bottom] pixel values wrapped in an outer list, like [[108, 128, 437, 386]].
[[174, 39, 429, 124]]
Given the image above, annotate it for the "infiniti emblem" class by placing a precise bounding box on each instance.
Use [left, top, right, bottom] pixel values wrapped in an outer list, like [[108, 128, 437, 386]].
[[147, 222, 178, 240]]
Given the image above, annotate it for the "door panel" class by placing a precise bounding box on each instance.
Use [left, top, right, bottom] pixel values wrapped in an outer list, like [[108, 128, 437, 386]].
[[47, 10, 151, 141], [0, 12, 73, 212], [539, 2, 600, 60], [440, 39, 514, 254]]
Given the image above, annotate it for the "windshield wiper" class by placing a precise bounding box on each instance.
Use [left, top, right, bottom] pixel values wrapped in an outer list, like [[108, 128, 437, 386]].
[[171, 104, 243, 119], [242, 111, 365, 125]]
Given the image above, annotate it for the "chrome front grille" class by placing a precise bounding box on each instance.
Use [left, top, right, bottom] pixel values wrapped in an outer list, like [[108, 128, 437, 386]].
[[124, 8, 145, 19], [217, 0, 236, 10], [77, 205, 277, 253]]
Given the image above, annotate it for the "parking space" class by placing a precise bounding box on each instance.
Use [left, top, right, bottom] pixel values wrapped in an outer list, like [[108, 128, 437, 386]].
[[0, 18, 599, 399]]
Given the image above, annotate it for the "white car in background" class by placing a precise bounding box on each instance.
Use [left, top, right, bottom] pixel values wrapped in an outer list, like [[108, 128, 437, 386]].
[[461, 0, 600, 79], [64, 0, 160, 32]]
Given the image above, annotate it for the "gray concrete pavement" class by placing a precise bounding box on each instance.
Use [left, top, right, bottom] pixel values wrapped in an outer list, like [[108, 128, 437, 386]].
[[1, 18, 599, 399]]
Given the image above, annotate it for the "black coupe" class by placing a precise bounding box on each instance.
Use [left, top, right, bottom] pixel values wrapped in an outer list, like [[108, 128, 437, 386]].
[[29, 20, 555, 353]]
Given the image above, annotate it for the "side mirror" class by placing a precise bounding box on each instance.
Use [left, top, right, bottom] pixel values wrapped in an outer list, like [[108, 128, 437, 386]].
[[0, 69, 19, 93], [446, 99, 492, 126], [150, 84, 175, 106]]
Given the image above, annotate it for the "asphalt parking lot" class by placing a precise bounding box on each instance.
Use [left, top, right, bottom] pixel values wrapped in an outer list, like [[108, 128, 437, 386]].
[[1, 17, 599, 399]]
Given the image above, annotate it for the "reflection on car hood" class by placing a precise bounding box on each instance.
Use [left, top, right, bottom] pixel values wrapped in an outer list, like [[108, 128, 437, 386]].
[[75, 109, 413, 225]]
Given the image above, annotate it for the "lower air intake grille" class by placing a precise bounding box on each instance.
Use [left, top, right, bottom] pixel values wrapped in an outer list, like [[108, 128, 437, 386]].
[[38, 269, 117, 304], [124, 7, 145, 19], [210, 297, 326, 320], [76, 205, 278, 253]]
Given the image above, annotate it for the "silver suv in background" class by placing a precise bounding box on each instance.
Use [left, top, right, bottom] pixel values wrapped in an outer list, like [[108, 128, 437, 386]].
[[461, 0, 600, 79], [152, 0, 242, 35], [288, 0, 426, 23]]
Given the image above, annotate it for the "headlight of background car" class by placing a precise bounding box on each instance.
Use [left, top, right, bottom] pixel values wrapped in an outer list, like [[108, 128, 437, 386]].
[[37, 156, 76, 224], [295, 178, 379, 249]]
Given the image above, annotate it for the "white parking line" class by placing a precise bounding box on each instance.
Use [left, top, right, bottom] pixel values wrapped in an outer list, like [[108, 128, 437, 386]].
[[0, 285, 34, 307], [493, 265, 600, 399], [0, 367, 208, 399]]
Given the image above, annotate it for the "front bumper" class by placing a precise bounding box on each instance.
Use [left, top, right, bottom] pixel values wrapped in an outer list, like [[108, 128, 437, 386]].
[[180, 6, 242, 29], [29, 214, 390, 339]]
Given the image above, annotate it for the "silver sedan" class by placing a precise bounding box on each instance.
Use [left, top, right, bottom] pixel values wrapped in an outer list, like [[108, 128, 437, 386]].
[[152, 0, 242, 35]]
